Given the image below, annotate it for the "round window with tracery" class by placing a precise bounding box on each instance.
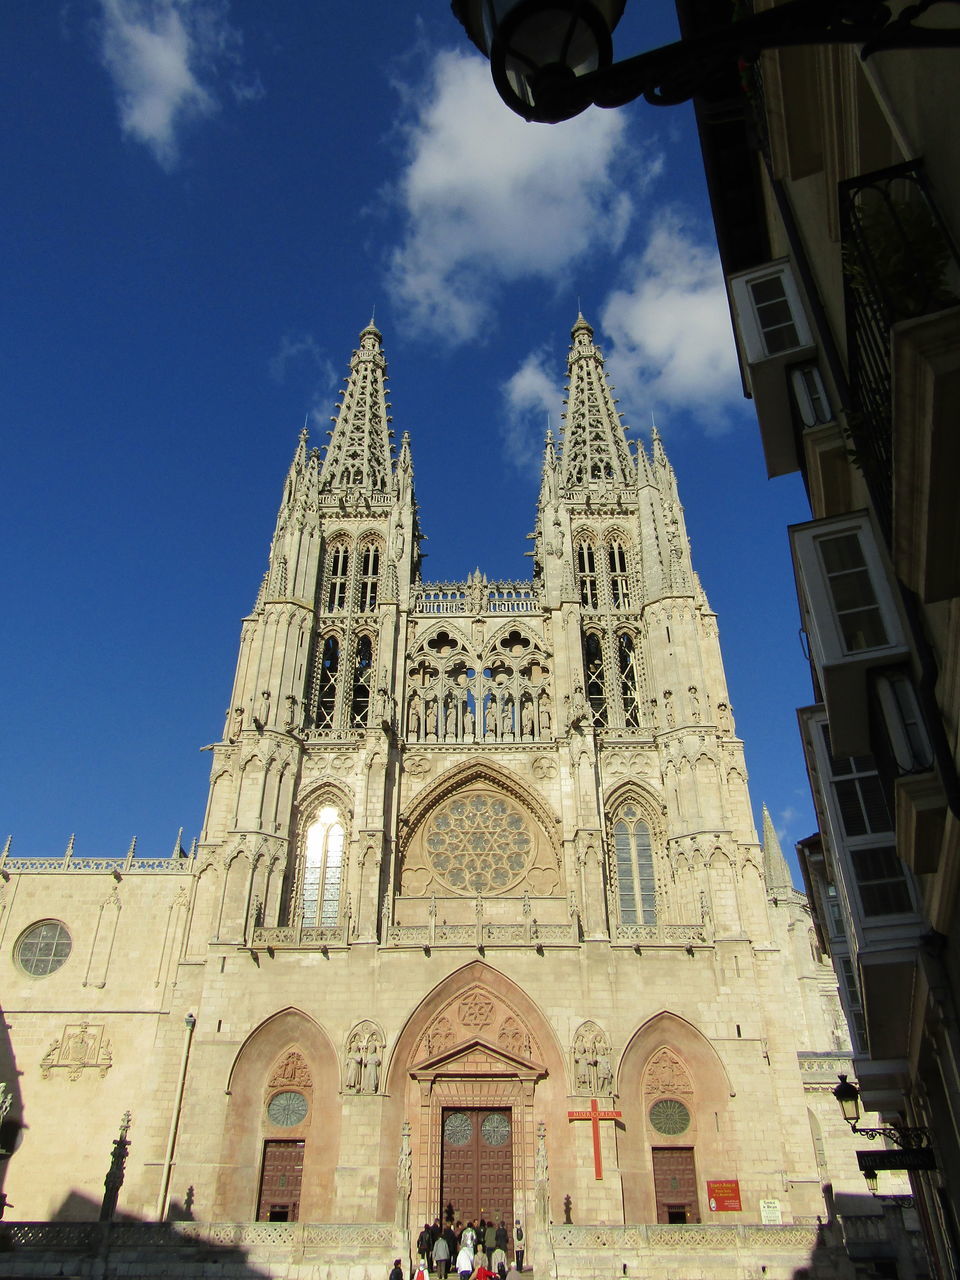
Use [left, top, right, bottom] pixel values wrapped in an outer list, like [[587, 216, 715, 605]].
[[424, 792, 533, 895], [649, 1098, 691, 1135]]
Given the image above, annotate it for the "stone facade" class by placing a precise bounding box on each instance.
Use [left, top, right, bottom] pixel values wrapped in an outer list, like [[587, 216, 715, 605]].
[[0, 318, 896, 1278]]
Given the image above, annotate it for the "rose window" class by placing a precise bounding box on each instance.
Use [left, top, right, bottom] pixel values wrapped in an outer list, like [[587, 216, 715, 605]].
[[424, 793, 533, 894]]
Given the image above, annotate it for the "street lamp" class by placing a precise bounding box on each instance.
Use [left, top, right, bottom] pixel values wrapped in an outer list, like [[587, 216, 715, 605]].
[[451, 0, 960, 123], [832, 1074, 931, 1151]]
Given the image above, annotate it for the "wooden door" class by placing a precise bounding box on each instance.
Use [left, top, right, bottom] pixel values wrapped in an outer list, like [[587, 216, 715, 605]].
[[652, 1147, 700, 1223], [440, 1108, 513, 1231], [257, 1139, 305, 1221]]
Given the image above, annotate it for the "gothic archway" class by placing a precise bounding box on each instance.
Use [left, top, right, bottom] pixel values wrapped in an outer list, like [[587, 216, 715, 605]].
[[378, 962, 571, 1236], [216, 1007, 340, 1221], [617, 1012, 735, 1224]]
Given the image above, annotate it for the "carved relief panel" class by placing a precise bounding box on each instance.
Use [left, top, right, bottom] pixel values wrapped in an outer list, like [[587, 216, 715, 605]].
[[416, 985, 541, 1064]]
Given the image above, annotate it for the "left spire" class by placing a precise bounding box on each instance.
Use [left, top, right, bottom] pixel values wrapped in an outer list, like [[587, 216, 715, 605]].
[[320, 321, 393, 492]]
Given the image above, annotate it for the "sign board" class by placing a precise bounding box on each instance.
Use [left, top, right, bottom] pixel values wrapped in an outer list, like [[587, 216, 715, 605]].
[[857, 1148, 936, 1173], [760, 1199, 782, 1224], [706, 1180, 742, 1212]]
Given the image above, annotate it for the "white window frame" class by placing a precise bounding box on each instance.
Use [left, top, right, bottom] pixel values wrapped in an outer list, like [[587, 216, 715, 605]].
[[791, 513, 906, 670], [730, 260, 814, 364]]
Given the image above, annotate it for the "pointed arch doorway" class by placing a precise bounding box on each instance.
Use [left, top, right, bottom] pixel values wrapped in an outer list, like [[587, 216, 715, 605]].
[[410, 1037, 546, 1231]]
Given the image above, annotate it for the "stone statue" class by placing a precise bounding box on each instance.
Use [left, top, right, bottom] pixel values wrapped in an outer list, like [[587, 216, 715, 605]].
[[362, 1047, 381, 1094], [485, 700, 498, 738], [521, 700, 534, 738], [345, 1048, 363, 1092], [445, 701, 457, 737], [463, 703, 475, 736], [596, 1052, 614, 1096], [425, 699, 438, 737], [408, 699, 421, 737], [231, 706, 245, 741], [575, 1050, 592, 1094], [397, 1120, 412, 1227]]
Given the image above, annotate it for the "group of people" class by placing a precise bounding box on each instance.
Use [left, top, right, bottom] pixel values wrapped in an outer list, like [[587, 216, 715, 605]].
[[402, 1216, 525, 1280]]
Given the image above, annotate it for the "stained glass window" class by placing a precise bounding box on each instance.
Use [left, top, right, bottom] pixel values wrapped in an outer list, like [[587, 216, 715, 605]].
[[424, 793, 533, 895]]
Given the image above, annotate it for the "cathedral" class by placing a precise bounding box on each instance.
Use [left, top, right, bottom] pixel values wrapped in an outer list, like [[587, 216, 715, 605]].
[[0, 318, 889, 1278]]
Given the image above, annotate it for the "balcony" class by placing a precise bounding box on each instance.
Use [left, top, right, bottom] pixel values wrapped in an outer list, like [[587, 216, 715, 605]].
[[840, 161, 960, 546]]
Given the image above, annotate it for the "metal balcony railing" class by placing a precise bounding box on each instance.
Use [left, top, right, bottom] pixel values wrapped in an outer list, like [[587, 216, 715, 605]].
[[840, 161, 960, 538]]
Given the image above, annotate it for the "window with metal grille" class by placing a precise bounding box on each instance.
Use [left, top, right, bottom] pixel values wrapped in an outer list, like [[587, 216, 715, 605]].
[[578, 541, 598, 608], [315, 635, 339, 729], [608, 541, 631, 608], [327, 544, 350, 611], [358, 544, 380, 612]]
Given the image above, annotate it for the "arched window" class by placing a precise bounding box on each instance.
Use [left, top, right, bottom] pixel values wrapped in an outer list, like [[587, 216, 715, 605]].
[[618, 632, 642, 729], [315, 635, 339, 729], [327, 544, 350, 611], [608, 540, 631, 608], [577, 541, 598, 608], [613, 804, 656, 924], [302, 805, 345, 926], [351, 634, 374, 727], [358, 543, 380, 612], [583, 632, 606, 725]]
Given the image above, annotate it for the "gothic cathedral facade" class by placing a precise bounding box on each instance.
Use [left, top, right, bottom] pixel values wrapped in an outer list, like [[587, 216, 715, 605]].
[[1, 318, 875, 1276]]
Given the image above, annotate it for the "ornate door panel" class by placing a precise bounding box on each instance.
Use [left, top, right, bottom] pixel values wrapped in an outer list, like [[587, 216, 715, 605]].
[[440, 1108, 513, 1227], [652, 1146, 700, 1223], [257, 1139, 305, 1221]]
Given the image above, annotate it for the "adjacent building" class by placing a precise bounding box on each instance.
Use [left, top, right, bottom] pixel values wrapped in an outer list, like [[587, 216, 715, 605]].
[[683, 0, 960, 1272]]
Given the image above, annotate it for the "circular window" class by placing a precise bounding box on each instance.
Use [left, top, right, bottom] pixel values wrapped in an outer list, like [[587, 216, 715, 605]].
[[443, 1112, 473, 1146], [16, 920, 72, 977], [267, 1091, 308, 1127], [424, 792, 533, 895], [481, 1113, 511, 1146], [649, 1098, 691, 1136]]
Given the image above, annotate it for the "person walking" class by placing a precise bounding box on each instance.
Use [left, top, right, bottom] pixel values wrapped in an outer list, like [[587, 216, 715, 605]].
[[513, 1221, 524, 1272], [417, 1224, 433, 1271], [390, 1259, 404, 1280], [433, 1229, 450, 1279], [456, 1242, 474, 1280], [484, 1221, 497, 1255]]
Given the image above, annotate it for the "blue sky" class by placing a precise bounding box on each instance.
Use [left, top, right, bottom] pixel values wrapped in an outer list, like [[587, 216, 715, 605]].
[[1, 1, 815, 870]]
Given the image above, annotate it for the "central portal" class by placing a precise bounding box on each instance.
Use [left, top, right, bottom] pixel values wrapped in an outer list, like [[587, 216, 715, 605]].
[[440, 1107, 513, 1227]]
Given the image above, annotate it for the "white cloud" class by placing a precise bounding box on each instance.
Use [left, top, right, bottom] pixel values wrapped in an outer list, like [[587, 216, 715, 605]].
[[269, 333, 325, 384], [600, 213, 745, 433], [501, 349, 564, 474], [95, 0, 250, 169], [387, 48, 659, 344]]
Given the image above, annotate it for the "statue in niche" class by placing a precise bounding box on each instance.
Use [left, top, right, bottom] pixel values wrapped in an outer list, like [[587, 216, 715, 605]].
[[345, 1024, 383, 1094], [345, 1046, 363, 1092], [521, 699, 534, 739], [689, 686, 701, 723], [575, 1049, 593, 1093], [485, 699, 498, 738], [501, 697, 514, 737], [463, 703, 475, 736], [718, 701, 731, 733], [362, 1046, 381, 1094], [445, 700, 457, 737], [596, 1051, 614, 1096], [663, 690, 675, 727], [284, 694, 298, 730], [425, 698, 438, 737], [408, 698, 421, 738]]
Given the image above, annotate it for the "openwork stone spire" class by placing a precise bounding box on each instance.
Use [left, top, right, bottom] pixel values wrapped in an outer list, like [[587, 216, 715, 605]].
[[762, 804, 795, 894], [320, 321, 393, 492], [559, 314, 635, 492]]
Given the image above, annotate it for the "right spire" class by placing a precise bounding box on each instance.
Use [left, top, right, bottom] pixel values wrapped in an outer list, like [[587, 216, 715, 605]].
[[559, 314, 635, 492]]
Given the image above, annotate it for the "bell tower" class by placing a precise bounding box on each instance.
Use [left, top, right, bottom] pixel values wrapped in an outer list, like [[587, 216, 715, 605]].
[[197, 320, 418, 945]]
